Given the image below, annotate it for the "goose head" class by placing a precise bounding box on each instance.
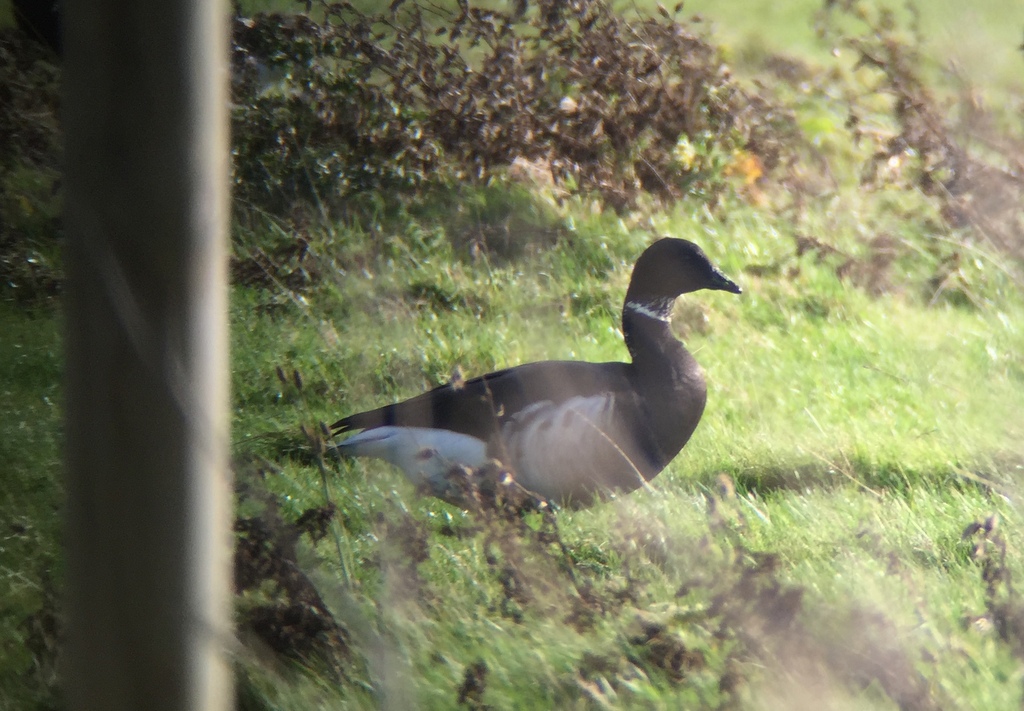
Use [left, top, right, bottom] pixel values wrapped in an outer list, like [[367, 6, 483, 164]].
[[623, 238, 741, 322]]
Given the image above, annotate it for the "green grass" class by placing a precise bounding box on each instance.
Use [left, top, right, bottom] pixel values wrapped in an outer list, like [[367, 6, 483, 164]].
[[222, 187, 1024, 707], [233, 194, 1024, 484], [680, 0, 1024, 96], [0, 305, 62, 710]]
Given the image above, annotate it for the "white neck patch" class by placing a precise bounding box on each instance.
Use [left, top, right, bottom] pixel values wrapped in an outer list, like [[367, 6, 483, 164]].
[[624, 299, 672, 323]]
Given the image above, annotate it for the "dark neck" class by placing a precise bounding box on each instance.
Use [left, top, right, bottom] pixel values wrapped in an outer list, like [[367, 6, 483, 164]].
[[622, 295, 706, 471], [622, 297, 676, 361]]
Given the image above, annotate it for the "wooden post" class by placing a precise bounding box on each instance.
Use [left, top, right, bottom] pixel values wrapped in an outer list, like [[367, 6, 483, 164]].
[[62, 0, 232, 709]]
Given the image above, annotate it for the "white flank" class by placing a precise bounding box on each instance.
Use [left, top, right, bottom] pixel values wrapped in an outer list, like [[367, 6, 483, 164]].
[[503, 394, 646, 501], [335, 426, 488, 492]]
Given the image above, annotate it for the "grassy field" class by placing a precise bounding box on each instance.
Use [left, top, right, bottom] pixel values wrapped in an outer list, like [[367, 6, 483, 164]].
[[685, 0, 1024, 91], [3, 0, 1024, 709], [224, 197, 1024, 708]]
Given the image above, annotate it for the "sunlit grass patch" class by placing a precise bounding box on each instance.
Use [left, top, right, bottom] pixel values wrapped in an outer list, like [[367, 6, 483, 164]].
[[223, 184, 1024, 706]]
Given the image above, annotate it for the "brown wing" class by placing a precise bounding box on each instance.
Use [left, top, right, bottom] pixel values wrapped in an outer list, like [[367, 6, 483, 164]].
[[331, 360, 634, 443]]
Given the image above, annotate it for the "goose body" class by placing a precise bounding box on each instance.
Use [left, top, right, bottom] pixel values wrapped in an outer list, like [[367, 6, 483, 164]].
[[332, 238, 741, 506]]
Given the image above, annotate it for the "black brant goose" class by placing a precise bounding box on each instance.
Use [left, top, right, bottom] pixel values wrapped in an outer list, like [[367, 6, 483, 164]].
[[331, 238, 741, 506]]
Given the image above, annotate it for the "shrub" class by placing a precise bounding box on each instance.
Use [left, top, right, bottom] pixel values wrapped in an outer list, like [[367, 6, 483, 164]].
[[231, 0, 795, 217]]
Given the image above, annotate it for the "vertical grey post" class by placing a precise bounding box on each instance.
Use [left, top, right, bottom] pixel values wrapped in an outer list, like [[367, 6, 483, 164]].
[[63, 0, 232, 709]]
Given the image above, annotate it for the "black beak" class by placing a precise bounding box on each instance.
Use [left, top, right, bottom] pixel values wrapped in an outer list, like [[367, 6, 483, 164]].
[[711, 269, 742, 295]]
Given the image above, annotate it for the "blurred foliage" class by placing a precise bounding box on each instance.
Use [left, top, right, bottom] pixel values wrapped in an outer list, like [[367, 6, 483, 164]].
[[820, 0, 1024, 260], [230, 0, 796, 216], [3, 0, 1023, 307], [0, 28, 61, 306]]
